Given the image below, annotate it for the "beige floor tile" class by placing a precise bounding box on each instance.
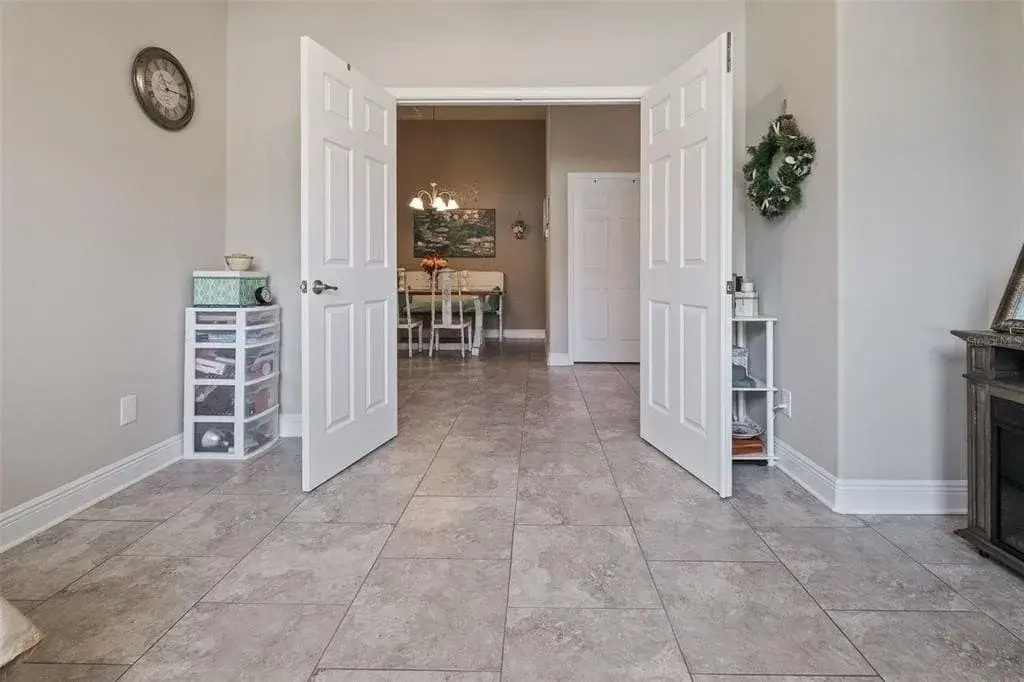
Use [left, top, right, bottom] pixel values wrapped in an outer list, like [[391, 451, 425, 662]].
[[120, 602, 344, 681], [122, 494, 301, 558], [503, 608, 690, 681], [321, 558, 508, 672], [205, 522, 391, 604], [650, 561, 873, 676], [760, 527, 973, 610], [516, 475, 628, 526], [519, 441, 611, 477], [25, 556, 233, 664], [625, 497, 774, 562], [509, 526, 659, 608], [382, 496, 513, 559], [312, 673, 500, 682], [1, 520, 155, 600], [287, 472, 420, 523], [832, 610, 1024, 681], [0, 664, 129, 681]]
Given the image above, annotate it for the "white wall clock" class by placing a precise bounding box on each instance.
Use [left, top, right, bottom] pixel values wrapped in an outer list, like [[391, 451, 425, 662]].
[[131, 47, 195, 131]]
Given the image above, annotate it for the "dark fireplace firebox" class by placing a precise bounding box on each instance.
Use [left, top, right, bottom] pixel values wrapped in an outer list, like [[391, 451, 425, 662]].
[[992, 397, 1024, 559], [953, 329, 1024, 576]]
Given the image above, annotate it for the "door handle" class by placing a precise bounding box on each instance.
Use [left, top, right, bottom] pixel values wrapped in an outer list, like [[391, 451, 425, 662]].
[[311, 279, 339, 295]]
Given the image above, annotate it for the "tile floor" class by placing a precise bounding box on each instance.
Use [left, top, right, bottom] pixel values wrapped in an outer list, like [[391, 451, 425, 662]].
[[3, 342, 1024, 680]]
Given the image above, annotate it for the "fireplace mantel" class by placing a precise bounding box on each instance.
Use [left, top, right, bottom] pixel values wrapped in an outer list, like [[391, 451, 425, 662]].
[[952, 329, 1024, 576]]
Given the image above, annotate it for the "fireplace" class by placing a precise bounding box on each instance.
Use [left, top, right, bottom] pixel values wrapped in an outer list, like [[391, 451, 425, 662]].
[[992, 396, 1024, 559], [952, 329, 1024, 576]]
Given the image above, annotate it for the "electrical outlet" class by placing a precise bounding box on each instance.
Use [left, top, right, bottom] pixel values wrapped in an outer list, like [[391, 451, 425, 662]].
[[778, 388, 793, 418], [120, 394, 137, 427]]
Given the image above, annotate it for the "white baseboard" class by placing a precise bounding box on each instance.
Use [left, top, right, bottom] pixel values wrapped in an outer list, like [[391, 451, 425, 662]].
[[773, 438, 967, 515], [774, 438, 837, 509], [547, 353, 572, 367], [483, 328, 546, 340], [833, 479, 967, 515], [0, 434, 183, 552], [279, 413, 302, 438]]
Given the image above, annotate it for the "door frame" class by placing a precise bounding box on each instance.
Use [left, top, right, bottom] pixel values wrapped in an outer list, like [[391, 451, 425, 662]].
[[566, 171, 641, 365], [388, 86, 646, 104]]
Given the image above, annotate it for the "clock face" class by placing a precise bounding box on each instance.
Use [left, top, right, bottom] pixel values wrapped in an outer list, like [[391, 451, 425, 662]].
[[131, 47, 194, 130]]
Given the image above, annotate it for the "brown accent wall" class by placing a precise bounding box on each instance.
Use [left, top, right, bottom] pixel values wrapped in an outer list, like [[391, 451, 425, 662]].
[[397, 119, 547, 331]]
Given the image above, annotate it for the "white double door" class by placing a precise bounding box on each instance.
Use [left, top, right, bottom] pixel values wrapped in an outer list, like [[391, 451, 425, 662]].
[[298, 37, 397, 492], [299, 34, 734, 498], [640, 34, 735, 498]]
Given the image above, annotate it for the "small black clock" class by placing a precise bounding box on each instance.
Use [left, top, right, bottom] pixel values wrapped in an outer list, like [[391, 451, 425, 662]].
[[254, 286, 275, 306], [131, 47, 195, 131]]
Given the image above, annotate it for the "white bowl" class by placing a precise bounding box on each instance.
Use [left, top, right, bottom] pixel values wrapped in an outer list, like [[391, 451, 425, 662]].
[[225, 254, 253, 271]]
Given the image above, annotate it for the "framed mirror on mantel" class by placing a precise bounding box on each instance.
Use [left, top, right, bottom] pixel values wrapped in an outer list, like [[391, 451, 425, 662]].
[[993, 244, 1024, 333]]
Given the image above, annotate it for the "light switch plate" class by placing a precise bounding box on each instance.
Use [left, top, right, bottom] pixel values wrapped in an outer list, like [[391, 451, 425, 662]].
[[778, 388, 792, 418], [120, 394, 137, 426]]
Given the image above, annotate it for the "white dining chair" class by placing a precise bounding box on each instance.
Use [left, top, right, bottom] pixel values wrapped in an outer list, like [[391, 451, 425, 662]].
[[430, 268, 474, 357], [397, 278, 423, 357]]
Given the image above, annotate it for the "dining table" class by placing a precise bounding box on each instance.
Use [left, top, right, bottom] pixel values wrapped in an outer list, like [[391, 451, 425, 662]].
[[402, 286, 502, 357]]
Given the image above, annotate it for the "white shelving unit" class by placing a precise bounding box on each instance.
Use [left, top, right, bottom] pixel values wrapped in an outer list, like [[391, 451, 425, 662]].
[[732, 315, 777, 464], [184, 306, 281, 460]]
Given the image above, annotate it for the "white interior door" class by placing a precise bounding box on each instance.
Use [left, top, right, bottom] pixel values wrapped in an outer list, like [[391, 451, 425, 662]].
[[300, 36, 397, 491], [570, 173, 641, 363], [640, 33, 734, 497]]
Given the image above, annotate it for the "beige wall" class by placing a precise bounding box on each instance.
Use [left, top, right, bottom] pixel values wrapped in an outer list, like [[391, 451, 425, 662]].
[[745, 1, 840, 475], [224, 0, 745, 414], [547, 106, 641, 357], [0, 2, 227, 510], [836, 0, 1024, 482], [398, 119, 547, 330], [745, 0, 1024, 488]]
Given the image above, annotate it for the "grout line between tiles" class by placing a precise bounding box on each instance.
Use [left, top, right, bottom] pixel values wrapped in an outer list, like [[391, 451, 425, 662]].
[[309, 372, 481, 675], [131, 494, 307, 664], [748, 525, 883, 678], [571, 366, 699, 679], [917, 564, 1024, 646]]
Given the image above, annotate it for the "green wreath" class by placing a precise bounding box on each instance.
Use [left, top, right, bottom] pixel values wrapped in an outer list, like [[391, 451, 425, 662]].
[[743, 114, 816, 221]]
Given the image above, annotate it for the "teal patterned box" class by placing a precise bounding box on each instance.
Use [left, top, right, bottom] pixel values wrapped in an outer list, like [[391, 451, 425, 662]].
[[193, 271, 267, 307]]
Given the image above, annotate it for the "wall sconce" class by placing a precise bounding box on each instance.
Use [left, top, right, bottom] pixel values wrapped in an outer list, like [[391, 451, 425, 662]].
[[511, 213, 529, 240]]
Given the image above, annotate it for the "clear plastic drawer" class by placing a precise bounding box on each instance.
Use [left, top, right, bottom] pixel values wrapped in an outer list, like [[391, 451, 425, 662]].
[[193, 421, 234, 455], [194, 310, 238, 326], [245, 324, 280, 345], [246, 308, 280, 326], [245, 380, 279, 418], [194, 328, 237, 345], [245, 345, 279, 381], [194, 349, 236, 380], [194, 385, 235, 417], [244, 410, 278, 455]]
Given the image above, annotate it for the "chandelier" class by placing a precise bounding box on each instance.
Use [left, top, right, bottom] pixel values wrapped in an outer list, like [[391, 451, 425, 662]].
[[409, 182, 459, 212]]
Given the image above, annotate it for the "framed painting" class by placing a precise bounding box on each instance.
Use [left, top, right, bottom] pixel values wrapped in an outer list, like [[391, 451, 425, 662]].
[[413, 208, 496, 258], [993, 243, 1024, 333]]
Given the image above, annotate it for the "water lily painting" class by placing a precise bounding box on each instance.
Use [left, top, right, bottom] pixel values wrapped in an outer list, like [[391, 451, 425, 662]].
[[413, 208, 496, 258]]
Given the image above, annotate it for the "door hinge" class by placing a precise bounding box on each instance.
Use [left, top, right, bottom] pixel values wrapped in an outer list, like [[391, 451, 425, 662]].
[[299, 280, 308, 294], [726, 33, 733, 73]]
